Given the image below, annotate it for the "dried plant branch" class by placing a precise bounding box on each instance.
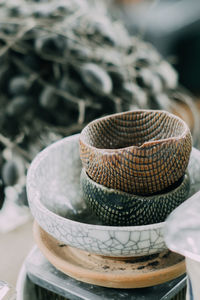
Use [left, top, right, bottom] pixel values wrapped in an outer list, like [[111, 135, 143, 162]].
[[0, 133, 32, 162]]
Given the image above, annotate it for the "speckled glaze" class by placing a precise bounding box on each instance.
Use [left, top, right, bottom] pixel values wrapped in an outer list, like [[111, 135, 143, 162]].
[[79, 110, 192, 195], [81, 169, 190, 226], [27, 134, 199, 257]]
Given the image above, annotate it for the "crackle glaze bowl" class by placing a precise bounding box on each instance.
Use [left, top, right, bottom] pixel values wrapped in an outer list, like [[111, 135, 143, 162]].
[[27, 134, 199, 257], [80, 169, 190, 226], [79, 110, 192, 195]]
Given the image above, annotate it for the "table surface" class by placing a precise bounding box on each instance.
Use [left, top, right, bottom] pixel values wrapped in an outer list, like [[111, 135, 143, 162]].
[[0, 220, 34, 286]]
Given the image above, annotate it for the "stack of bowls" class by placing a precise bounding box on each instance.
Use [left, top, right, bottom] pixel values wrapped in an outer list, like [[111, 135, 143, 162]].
[[25, 129, 200, 289], [26, 130, 200, 261], [26, 134, 172, 258], [79, 109, 192, 226]]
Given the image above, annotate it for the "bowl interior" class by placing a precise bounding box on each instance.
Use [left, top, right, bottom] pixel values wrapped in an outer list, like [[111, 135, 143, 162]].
[[81, 110, 186, 149], [28, 135, 101, 224]]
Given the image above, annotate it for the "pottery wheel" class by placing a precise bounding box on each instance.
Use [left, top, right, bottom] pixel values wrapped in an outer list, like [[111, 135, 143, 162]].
[[33, 222, 186, 289]]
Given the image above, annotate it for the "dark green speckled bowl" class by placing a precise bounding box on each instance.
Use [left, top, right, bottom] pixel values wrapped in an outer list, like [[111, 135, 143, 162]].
[[80, 169, 190, 226]]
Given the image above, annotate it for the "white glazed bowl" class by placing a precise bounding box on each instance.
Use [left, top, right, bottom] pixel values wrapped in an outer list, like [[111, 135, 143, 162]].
[[27, 134, 198, 257]]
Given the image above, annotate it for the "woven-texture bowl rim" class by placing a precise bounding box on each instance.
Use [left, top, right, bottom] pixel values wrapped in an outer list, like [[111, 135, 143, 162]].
[[81, 168, 190, 201], [80, 109, 190, 152], [81, 168, 190, 226]]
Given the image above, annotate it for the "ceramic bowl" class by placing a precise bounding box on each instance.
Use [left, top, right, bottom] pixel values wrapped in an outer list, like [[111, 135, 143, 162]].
[[80, 169, 190, 226], [165, 190, 200, 300], [27, 134, 199, 257], [79, 110, 192, 195]]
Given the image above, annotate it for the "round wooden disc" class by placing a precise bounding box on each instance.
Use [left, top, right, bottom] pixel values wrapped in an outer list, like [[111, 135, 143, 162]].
[[33, 222, 186, 289]]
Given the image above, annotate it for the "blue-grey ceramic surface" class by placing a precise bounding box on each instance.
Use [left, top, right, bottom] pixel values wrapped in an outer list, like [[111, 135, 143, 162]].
[[165, 191, 200, 262]]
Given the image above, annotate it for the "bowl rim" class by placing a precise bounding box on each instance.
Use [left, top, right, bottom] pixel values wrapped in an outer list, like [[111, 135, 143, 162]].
[[79, 109, 190, 152], [81, 167, 189, 200], [27, 133, 165, 232]]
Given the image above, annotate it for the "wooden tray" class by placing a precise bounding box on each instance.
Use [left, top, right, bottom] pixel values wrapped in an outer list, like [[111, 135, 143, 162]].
[[33, 222, 186, 289]]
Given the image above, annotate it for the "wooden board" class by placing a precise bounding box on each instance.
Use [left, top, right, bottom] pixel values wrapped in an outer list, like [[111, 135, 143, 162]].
[[33, 222, 186, 289]]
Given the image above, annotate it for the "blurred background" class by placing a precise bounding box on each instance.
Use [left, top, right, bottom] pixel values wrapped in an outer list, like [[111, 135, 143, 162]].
[[116, 0, 200, 95], [0, 0, 200, 288]]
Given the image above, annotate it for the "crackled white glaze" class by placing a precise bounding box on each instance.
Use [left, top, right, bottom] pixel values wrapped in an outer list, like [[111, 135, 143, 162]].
[[27, 134, 199, 257]]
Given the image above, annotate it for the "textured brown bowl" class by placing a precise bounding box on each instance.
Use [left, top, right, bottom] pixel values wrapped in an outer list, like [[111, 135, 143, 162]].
[[79, 110, 192, 195]]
